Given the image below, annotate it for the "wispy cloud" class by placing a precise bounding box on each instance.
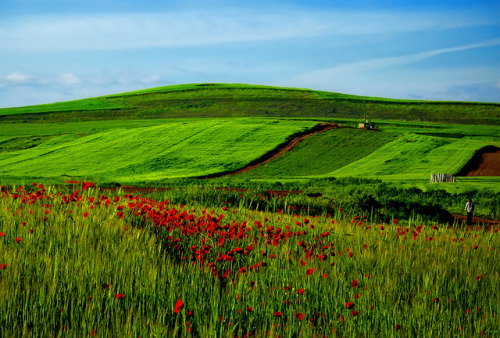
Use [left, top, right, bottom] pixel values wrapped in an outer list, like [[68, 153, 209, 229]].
[[283, 38, 500, 100], [0, 8, 494, 52]]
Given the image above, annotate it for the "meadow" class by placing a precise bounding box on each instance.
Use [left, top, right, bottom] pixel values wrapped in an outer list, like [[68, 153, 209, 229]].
[[0, 182, 498, 337], [0, 83, 499, 336]]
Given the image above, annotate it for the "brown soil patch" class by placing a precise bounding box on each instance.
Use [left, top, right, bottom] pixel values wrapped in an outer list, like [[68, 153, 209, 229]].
[[457, 146, 500, 176]]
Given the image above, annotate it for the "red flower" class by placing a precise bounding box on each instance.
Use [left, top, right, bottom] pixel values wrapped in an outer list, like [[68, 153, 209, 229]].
[[15, 237, 21, 243], [351, 310, 358, 316], [115, 293, 125, 300], [433, 297, 439, 303], [306, 268, 314, 276], [0, 263, 6, 270], [188, 310, 194, 316], [174, 298, 184, 313], [295, 313, 305, 321], [345, 302, 355, 309], [351, 279, 358, 288], [297, 288, 305, 295], [395, 324, 401, 331], [392, 219, 398, 224], [239, 267, 247, 274], [0, 232, 4, 237], [274, 312, 282, 317], [476, 274, 481, 280], [247, 307, 253, 312]]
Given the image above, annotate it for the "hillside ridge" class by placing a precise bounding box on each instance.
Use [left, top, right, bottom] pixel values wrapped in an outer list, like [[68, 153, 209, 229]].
[[1, 83, 499, 124]]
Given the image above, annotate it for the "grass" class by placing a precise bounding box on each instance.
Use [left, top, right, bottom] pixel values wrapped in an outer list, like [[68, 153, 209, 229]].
[[328, 134, 486, 180], [0, 183, 498, 336], [1, 83, 499, 124], [0, 83, 498, 198], [0, 118, 318, 184], [237, 128, 399, 178]]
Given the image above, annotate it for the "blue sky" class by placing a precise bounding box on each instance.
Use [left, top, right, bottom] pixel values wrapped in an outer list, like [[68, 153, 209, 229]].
[[1, 0, 499, 107]]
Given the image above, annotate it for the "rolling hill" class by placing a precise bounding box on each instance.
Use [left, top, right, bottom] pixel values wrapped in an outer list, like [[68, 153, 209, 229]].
[[0, 83, 499, 189]]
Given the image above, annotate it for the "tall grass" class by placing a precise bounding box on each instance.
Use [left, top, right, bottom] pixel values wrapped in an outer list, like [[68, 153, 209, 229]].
[[0, 183, 498, 336]]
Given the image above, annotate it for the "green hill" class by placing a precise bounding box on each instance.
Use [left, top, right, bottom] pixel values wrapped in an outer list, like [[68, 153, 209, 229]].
[[1, 83, 499, 124], [0, 83, 498, 189]]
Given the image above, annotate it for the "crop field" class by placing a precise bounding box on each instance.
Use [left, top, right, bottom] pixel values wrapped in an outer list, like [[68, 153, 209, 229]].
[[0, 182, 498, 336], [0, 119, 317, 183], [0, 83, 499, 335]]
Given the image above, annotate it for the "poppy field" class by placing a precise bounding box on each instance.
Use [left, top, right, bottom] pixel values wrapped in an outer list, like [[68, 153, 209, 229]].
[[1, 182, 498, 337]]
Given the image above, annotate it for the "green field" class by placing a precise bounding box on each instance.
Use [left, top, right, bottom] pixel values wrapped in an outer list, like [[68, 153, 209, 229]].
[[0, 83, 499, 197], [1, 83, 499, 124], [1, 84, 499, 336], [0, 119, 317, 183], [0, 183, 498, 336]]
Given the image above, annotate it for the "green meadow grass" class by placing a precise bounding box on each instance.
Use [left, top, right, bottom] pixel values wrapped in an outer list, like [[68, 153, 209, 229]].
[[1, 83, 498, 124], [237, 128, 399, 178], [328, 134, 485, 180], [0, 84, 498, 194], [0, 184, 498, 336], [0, 119, 317, 183]]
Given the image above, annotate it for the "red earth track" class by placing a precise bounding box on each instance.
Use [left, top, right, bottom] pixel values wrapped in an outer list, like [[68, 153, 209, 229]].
[[227, 122, 338, 175]]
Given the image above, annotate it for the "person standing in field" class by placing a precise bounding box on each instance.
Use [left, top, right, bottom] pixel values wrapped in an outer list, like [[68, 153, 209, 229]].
[[465, 198, 474, 225]]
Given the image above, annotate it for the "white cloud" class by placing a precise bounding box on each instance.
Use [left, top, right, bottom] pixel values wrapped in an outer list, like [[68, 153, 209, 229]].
[[6, 72, 29, 82], [0, 8, 494, 52], [58, 73, 80, 86]]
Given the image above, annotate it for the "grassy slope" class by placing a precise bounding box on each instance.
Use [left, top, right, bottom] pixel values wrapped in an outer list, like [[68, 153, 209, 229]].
[[1, 83, 499, 124], [0, 84, 498, 187], [0, 119, 317, 183], [237, 128, 399, 178]]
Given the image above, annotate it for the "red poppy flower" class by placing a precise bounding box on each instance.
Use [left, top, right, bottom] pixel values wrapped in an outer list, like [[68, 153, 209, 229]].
[[83, 211, 88, 218], [174, 298, 184, 313], [295, 313, 304, 320], [0, 263, 6, 270], [351, 310, 358, 316], [274, 312, 282, 317], [297, 288, 305, 295], [115, 293, 125, 300], [395, 324, 401, 331], [345, 302, 355, 309], [351, 279, 358, 288], [247, 307, 253, 312], [306, 268, 314, 276], [0, 232, 4, 237], [476, 274, 481, 280], [239, 267, 247, 274], [16, 237, 21, 243]]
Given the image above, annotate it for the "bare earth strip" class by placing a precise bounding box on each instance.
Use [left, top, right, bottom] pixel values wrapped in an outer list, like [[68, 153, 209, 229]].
[[227, 123, 338, 176]]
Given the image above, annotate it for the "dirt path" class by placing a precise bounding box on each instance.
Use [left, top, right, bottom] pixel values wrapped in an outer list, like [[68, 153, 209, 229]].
[[196, 123, 338, 178], [452, 214, 500, 232], [228, 123, 338, 175]]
